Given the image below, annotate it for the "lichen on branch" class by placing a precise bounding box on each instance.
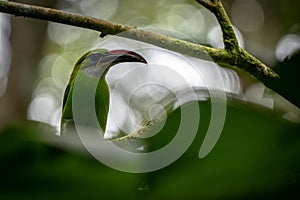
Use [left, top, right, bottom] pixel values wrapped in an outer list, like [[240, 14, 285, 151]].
[[195, 0, 279, 82], [196, 0, 239, 51], [0, 0, 282, 90]]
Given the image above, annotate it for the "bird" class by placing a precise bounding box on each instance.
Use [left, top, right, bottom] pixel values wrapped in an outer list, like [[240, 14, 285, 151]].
[[60, 49, 147, 138]]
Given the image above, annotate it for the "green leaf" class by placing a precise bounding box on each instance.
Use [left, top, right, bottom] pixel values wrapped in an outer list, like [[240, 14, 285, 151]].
[[1, 97, 300, 199], [114, 97, 300, 199], [0, 121, 141, 200]]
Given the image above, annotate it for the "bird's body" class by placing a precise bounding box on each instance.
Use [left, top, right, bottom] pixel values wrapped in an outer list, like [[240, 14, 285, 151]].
[[60, 49, 147, 136]]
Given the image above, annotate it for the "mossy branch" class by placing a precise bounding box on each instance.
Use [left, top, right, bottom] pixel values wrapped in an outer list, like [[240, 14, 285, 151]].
[[196, 0, 239, 51], [196, 0, 279, 81], [0, 0, 285, 100]]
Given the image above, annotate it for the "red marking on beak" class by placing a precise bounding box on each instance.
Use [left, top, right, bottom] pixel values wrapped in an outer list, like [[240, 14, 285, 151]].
[[108, 50, 147, 64]]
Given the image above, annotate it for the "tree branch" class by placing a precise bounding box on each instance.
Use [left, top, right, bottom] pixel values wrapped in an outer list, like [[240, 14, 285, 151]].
[[195, 0, 280, 82], [0, 1, 222, 59], [0, 1, 281, 89], [196, 0, 239, 51]]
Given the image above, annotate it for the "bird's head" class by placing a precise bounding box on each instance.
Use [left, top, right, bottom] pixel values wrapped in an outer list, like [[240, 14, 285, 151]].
[[75, 48, 147, 78]]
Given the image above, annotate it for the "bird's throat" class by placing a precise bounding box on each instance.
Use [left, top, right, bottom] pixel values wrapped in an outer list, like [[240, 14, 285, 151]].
[[82, 65, 109, 79]]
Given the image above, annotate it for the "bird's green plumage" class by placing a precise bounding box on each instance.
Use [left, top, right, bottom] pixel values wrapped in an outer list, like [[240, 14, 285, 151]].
[[95, 77, 109, 132], [60, 48, 146, 135], [61, 49, 110, 133]]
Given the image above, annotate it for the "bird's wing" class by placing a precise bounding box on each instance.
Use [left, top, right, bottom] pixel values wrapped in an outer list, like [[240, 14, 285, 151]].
[[62, 84, 71, 108], [60, 82, 74, 132], [95, 77, 110, 132]]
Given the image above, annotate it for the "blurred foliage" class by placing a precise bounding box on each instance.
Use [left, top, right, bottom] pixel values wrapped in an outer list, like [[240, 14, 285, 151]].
[[1, 99, 300, 199]]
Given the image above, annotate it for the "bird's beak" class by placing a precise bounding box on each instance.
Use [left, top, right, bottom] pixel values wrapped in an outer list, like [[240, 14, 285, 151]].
[[104, 49, 147, 65]]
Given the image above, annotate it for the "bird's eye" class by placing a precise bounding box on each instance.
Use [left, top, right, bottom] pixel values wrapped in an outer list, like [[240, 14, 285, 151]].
[[89, 53, 101, 62]]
